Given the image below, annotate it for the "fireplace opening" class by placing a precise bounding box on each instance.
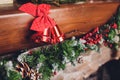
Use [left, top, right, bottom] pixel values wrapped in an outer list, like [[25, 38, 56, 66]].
[[86, 59, 120, 80]]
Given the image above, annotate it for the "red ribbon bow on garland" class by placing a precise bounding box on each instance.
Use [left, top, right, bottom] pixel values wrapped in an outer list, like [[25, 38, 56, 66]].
[[19, 3, 64, 44]]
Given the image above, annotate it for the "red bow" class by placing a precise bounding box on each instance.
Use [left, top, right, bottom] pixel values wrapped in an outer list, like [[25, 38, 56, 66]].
[[19, 3, 64, 44]]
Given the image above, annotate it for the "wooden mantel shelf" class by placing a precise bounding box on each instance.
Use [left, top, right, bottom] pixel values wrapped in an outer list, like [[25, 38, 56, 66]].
[[0, 2, 120, 55]]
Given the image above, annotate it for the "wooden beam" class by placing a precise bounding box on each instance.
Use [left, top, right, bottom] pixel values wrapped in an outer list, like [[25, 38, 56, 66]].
[[0, 2, 119, 55]]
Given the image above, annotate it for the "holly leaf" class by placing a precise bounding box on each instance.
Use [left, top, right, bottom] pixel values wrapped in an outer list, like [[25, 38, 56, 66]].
[[108, 29, 116, 40]]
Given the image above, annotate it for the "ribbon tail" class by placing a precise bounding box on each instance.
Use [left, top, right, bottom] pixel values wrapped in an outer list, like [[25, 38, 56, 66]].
[[30, 17, 47, 32], [47, 16, 56, 27]]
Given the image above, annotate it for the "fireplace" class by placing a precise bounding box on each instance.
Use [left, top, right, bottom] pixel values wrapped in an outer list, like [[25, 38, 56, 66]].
[[0, 1, 120, 80]]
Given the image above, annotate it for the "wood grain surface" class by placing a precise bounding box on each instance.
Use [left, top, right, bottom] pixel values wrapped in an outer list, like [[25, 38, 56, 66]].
[[0, 2, 120, 55]]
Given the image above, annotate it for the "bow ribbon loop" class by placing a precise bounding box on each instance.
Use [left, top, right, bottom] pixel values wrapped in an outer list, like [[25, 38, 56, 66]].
[[37, 4, 50, 16], [19, 3, 50, 17], [19, 3, 64, 44]]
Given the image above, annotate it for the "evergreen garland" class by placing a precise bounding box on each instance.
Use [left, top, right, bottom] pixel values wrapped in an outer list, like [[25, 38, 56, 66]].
[[0, 6, 120, 80], [17, 0, 86, 6]]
